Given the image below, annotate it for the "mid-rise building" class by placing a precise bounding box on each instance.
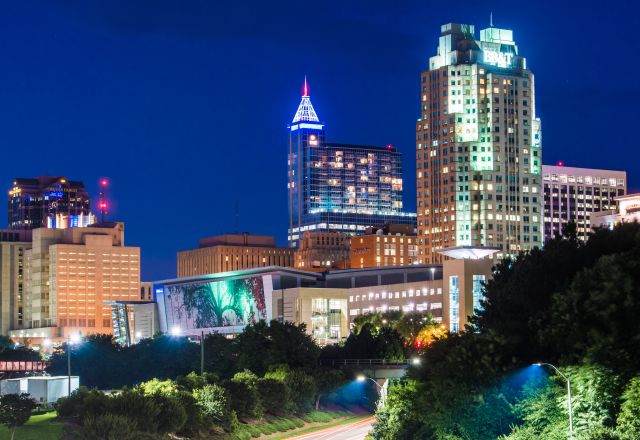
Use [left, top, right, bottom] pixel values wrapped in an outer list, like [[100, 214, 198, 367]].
[[8, 177, 91, 230], [10, 222, 141, 342], [287, 80, 416, 248], [177, 233, 294, 278], [542, 164, 626, 241], [294, 231, 350, 271], [0, 230, 32, 334], [153, 247, 494, 343], [591, 193, 640, 230], [350, 224, 418, 268], [416, 23, 542, 263]]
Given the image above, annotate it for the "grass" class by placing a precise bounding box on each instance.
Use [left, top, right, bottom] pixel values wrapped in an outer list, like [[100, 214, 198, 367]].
[[0, 411, 63, 440]]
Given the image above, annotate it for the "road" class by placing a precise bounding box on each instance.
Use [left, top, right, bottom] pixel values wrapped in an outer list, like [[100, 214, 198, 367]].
[[287, 416, 375, 440]]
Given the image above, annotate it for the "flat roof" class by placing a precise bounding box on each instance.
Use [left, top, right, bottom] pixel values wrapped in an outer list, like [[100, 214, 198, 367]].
[[155, 265, 323, 285], [438, 246, 500, 259]]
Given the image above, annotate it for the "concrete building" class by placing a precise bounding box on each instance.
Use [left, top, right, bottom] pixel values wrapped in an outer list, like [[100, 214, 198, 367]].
[[177, 233, 294, 277], [350, 224, 418, 269], [8, 176, 91, 230], [154, 247, 494, 342], [140, 281, 153, 301], [416, 23, 542, 263], [0, 230, 32, 335], [10, 222, 141, 342], [287, 79, 416, 248], [542, 164, 626, 241], [591, 193, 640, 230], [294, 231, 350, 271]]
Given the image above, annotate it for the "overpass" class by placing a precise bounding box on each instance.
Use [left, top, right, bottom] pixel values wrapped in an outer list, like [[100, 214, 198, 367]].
[[318, 359, 410, 379]]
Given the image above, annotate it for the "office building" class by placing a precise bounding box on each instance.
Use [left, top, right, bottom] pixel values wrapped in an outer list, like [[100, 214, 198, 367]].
[[154, 246, 494, 342], [0, 230, 32, 334], [294, 231, 350, 271], [416, 23, 542, 263], [591, 193, 640, 230], [177, 233, 294, 277], [350, 224, 418, 268], [10, 222, 141, 342], [542, 164, 626, 241], [8, 177, 91, 230], [287, 80, 416, 248]]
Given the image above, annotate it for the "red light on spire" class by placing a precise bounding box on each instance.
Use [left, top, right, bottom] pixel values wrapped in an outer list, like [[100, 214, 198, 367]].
[[556, 160, 565, 167], [100, 178, 108, 186], [303, 76, 309, 97]]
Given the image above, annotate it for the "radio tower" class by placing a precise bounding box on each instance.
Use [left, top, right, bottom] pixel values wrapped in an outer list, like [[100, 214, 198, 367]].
[[99, 178, 108, 223]]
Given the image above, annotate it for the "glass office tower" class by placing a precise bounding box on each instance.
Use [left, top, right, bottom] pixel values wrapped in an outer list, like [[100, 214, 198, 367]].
[[288, 80, 415, 247]]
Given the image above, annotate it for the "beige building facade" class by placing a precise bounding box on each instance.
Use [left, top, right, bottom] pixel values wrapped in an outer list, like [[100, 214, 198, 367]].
[[0, 230, 32, 335], [10, 222, 141, 342], [294, 231, 350, 271], [178, 233, 294, 277], [350, 225, 418, 269]]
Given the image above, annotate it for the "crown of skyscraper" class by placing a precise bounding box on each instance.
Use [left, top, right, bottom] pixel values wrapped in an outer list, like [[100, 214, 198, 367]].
[[291, 77, 320, 123]]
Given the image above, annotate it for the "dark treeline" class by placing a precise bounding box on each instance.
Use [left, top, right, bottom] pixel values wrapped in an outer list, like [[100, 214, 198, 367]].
[[374, 222, 640, 439]]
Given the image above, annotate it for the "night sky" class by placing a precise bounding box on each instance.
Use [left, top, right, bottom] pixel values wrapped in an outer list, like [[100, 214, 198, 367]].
[[1, 1, 638, 280]]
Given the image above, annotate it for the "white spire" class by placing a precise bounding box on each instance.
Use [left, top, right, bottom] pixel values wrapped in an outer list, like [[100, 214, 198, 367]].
[[292, 77, 320, 123]]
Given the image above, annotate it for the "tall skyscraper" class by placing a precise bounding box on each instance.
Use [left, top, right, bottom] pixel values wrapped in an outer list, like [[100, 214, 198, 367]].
[[542, 164, 626, 242], [416, 23, 542, 263], [288, 79, 415, 247], [8, 176, 91, 230]]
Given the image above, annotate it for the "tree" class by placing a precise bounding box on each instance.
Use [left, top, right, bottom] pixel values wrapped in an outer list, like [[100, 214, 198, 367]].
[[257, 378, 293, 416], [226, 371, 262, 419], [617, 377, 640, 439], [415, 323, 447, 349], [0, 393, 37, 440]]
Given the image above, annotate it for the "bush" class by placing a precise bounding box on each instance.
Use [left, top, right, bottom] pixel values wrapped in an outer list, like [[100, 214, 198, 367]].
[[257, 378, 293, 416], [137, 378, 178, 397], [227, 372, 263, 420], [285, 370, 316, 414], [176, 390, 210, 437], [108, 389, 160, 433], [81, 413, 139, 440], [193, 383, 233, 429], [55, 386, 91, 418], [151, 393, 187, 434], [176, 371, 218, 392]]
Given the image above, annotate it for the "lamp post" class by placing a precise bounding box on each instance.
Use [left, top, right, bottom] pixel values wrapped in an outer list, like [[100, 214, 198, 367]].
[[356, 375, 386, 407], [534, 362, 573, 440], [200, 330, 205, 376], [67, 333, 81, 397]]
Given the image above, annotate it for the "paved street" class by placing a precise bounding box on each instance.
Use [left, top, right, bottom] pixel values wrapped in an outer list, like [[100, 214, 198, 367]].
[[288, 416, 375, 440]]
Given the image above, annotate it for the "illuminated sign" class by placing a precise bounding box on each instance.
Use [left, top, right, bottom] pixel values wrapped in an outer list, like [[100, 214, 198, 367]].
[[483, 50, 513, 68]]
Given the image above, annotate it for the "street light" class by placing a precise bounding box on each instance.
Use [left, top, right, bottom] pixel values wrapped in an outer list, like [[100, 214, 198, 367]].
[[411, 357, 421, 366], [170, 325, 182, 336], [356, 375, 386, 407], [534, 362, 573, 440], [67, 333, 82, 397]]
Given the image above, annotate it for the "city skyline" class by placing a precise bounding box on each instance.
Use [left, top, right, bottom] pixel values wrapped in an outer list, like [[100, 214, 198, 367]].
[[0, 2, 638, 279]]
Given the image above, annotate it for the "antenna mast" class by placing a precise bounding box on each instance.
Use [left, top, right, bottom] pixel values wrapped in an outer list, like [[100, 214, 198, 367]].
[[99, 178, 108, 223]]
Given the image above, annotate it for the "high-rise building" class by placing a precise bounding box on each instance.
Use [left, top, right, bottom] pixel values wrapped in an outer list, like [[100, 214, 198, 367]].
[[8, 177, 91, 230], [542, 164, 626, 241], [10, 222, 141, 342], [177, 233, 294, 277], [287, 79, 416, 248], [350, 224, 418, 268], [416, 23, 542, 263], [0, 230, 32, 334]]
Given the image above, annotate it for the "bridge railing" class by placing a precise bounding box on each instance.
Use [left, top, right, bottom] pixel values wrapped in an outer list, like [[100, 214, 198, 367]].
[[0, 360, 48, 372], [318, 359, 408, 367]]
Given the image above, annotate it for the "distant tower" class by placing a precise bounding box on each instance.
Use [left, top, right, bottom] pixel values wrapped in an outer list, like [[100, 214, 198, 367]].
[[287, 78, 325, 247], [99, 178, 108, 223]]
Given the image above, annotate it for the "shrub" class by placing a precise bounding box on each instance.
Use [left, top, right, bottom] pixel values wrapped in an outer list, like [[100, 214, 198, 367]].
[[176, 371, 219, 392], [108, 389, 160, 433], [227, 372, 263, 419], [81, 413, 139, 440], [257, 377, 294, 416], [193, 383, 233, 429], [0, 393, 37, 439], [285, 370, 316, 414], [136, 378, 178, 397], [55, 386, 91, 418], [150, 393, 187, 434], [176, 390, 210, 437]]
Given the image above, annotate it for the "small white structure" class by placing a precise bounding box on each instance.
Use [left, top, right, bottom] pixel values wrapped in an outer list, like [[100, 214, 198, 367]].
[[27, 376, 79, 404], [0, 378, 28, 395], [0, 376, 79, 404]]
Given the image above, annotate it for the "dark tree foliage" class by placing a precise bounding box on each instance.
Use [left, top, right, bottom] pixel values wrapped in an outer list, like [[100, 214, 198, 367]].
[[320, 323, 406, 361], [375, 223, 640, 439]]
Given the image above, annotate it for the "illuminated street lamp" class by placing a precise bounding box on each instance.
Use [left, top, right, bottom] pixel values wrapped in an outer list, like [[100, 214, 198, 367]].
[[170, 325, 182, 336], [356, 374, 386, 407], [534, 362, 573, 440], [411, 357, 421, 366], [67, 333, 82, 397]]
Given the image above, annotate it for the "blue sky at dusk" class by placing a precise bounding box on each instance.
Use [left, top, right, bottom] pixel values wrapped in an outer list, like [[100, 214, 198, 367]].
[[0, 1, 637, 280]]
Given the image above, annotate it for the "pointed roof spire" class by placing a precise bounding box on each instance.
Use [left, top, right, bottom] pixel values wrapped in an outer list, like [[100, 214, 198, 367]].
[[490, 12, 493, 27], [292, 77, 320, 123]]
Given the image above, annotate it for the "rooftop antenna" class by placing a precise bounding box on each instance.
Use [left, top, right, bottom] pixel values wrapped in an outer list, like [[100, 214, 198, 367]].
[[490, 12, 494, 27], [99, 178, 108, 223], [234, 201, 240, 233]]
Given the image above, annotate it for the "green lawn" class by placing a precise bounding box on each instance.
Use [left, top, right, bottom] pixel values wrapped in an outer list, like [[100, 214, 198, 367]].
[[0, 411, 63, 440]]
